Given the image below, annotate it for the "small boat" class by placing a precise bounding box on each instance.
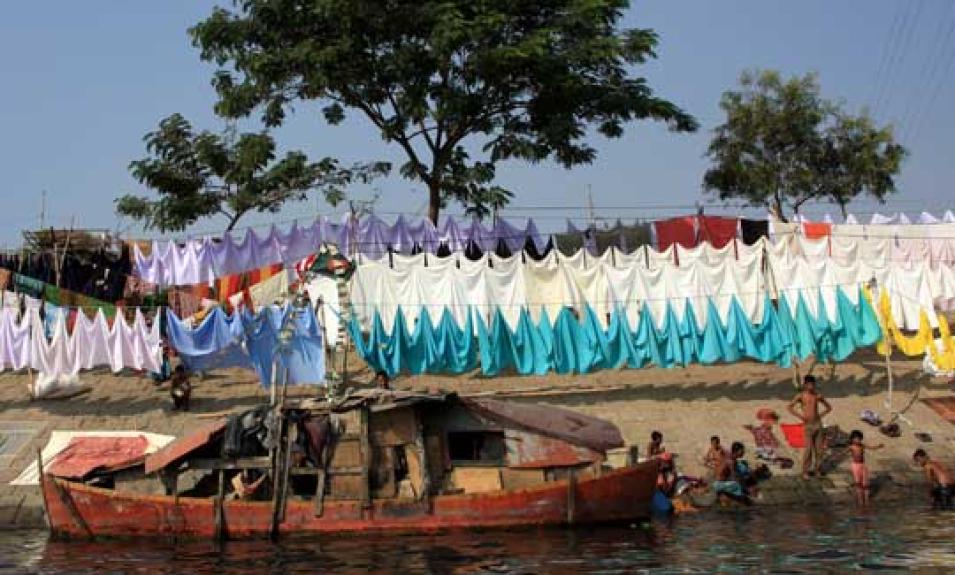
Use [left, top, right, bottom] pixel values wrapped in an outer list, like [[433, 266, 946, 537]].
[[40, 390, 657, 539]]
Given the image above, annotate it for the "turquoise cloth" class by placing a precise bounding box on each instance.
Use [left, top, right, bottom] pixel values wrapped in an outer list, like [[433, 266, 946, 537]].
[[349, 286, 883, 376]]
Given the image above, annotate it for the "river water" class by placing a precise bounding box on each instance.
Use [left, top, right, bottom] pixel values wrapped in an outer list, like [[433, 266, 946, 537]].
[[2, 505, 954, 573]]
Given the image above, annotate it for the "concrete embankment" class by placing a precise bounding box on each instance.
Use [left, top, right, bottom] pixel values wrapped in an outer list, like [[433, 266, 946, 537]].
[[1, 351, 952, 529]]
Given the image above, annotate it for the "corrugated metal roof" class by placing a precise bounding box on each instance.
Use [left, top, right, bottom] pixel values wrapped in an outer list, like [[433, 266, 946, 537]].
[[464, 398, 623, 452]]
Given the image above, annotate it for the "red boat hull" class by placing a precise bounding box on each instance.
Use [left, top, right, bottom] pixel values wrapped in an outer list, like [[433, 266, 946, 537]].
[[41, 462, 658, 539]]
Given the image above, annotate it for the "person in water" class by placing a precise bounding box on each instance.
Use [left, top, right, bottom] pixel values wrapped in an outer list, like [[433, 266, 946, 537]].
[[711, 441, 749, 503], [656, 452, 677, 496], [647, 431, 665, 459], [913, 449, 954, 509], [841, 430, 883, 506], [787, 375, 832, 479]]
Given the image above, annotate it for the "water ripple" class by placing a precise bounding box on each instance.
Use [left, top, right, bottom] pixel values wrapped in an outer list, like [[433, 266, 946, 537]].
[[2, 504, 955, 573]]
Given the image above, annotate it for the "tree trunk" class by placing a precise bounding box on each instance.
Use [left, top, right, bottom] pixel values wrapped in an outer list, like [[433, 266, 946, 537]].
[[427, 180, 442, 225], [771, 192, 787, 223]]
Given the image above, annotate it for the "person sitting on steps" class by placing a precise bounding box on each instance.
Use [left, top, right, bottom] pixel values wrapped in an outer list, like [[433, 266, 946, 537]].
[[170, 365, 192, 412]]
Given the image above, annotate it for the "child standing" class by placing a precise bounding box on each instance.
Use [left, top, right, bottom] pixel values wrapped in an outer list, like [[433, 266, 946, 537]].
[[845, 429, 883, 506]]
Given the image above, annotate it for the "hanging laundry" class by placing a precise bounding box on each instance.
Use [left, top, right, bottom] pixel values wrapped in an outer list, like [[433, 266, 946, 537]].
[[0, 307, 161, 377], [133, 215, 548, 286], [653, 216, 698, 251], [350, 289, 881, 377], [166, 307, 251, 373], [740, 219, 769, 246], [166, 304, 326, 386], [244, 304, 325, 387], [802, 221, 832, 240], [698, 216, 739, 249]]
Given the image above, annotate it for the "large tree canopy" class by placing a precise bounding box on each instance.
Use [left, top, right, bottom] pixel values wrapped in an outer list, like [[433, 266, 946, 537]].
[[117, 114, 388, 232], [191, 0, 697, 223], [703, 70, 906, 220]]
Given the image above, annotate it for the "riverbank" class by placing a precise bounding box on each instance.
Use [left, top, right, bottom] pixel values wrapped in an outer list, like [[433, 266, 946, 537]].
[[1, 350, 953, 529]]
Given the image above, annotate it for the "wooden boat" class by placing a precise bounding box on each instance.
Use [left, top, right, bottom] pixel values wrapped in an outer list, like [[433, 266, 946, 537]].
[[40, 390, 657, 539]]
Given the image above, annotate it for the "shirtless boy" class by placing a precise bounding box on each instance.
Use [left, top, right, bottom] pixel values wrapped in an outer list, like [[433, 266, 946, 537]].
[[787, 375, 832, 479], [913, 449, 954, 509]]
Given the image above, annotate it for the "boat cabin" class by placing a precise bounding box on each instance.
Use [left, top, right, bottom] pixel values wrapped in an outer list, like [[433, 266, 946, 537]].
[[142, 390, 625, 509]]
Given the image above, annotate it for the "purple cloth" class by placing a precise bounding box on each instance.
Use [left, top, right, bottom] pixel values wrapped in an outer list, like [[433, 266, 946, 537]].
[[134, 215, 547, 286]]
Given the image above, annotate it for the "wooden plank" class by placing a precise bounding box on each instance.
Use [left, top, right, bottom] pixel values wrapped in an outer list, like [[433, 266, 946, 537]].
[[326, 466, 364, 475], [329, 440, 362, 469], [450, 467, 501, 494], [369, 408, 417, 446], [501, 468, 545, 490], [188, 457, 272, 471]]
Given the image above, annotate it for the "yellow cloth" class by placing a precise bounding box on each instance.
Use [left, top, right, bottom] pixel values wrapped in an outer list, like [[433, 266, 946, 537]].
[[872, 289, 955, 369]]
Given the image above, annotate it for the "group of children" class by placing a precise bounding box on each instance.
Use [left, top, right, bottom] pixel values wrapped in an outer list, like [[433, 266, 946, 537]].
[[648, 431, 768, 505], [648, 423, 954, 510]]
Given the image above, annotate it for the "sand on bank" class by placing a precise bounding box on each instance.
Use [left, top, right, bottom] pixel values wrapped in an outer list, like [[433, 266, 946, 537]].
[[0, 349, 952, 526]]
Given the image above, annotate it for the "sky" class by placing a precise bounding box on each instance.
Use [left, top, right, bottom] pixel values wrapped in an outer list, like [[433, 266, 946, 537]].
[[1, 0, 953, 246]]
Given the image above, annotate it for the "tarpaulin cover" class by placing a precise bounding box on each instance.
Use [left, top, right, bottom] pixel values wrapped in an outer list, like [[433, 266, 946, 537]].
[[48, 435, 149, 479]]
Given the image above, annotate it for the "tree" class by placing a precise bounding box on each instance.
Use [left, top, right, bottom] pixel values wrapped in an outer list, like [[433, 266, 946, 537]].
[[191, 0, 697, 224], [117, 114, 389, 232], [703, 70, 906, 221]]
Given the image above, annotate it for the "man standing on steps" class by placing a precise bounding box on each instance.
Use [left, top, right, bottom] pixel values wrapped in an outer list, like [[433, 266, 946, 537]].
[[787, 375, 832, 480]]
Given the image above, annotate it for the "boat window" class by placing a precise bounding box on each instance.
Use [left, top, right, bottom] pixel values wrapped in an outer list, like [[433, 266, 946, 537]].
[[447, 431, 506, 464]]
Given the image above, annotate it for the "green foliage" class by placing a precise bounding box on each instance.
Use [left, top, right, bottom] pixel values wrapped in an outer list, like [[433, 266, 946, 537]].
[[190, 0, 697, 222], [703, 70, 906, 220], [117, 114, 389, 232]]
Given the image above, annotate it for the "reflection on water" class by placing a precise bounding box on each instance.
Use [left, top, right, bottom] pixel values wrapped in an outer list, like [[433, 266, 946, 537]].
[[3, 505, 955, 573]]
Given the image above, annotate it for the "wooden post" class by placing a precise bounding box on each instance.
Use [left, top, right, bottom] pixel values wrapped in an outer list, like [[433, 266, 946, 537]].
[[413, 420, 431, 504], [627, 446, 640, 466], [278, 418, 294, 523], [566, 468, 577, 525], [314, 417, 331, 517], [214, 470, 226, 542], [883, 321, 895, 413], [358, 407, 371, 511], [36, 449, 50, 529]]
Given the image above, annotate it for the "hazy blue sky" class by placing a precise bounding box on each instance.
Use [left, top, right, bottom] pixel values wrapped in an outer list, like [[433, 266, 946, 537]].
[[1, 1, 952, 246]]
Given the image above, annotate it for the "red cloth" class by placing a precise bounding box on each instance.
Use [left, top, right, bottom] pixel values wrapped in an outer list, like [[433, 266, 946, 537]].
[[780, 423, 806, 448], [48, 436, 149, 479], [756, 408, 779, 422], [802, 222, 832, 239], [698, 216, 739, 249], [653, 216, 698, 251]]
